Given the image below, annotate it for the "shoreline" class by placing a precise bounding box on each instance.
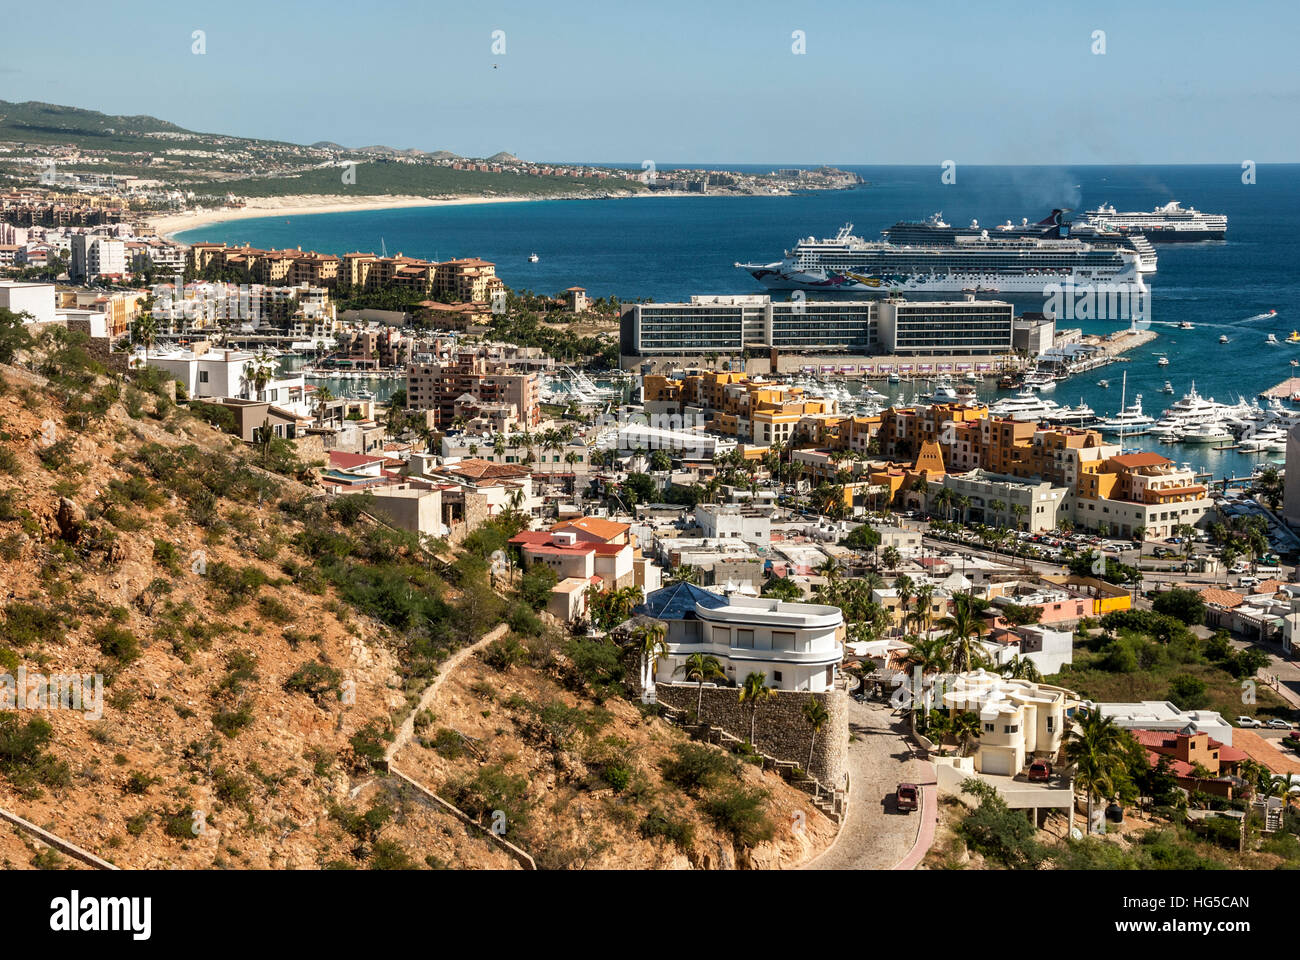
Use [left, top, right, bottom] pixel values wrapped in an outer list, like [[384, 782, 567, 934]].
[[151, 189, 718, 241]]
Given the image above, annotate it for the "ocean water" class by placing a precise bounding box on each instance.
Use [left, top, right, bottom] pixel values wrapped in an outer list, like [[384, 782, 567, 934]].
[[177, 164, 1300, 482]]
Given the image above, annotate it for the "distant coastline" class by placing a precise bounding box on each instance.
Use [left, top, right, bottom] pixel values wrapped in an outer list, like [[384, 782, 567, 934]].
[[155, 189, 716, 242]]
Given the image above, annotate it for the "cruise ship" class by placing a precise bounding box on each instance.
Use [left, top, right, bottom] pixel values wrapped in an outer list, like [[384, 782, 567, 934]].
[[881, 210, 1157, 274], [1079, 201, 1228, 242], [737, 223, 1147, 294]]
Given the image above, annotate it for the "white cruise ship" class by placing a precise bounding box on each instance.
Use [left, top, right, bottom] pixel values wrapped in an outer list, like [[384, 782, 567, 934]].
[[1080, 201, 1227, 242], [737, 223, 1147, 293]]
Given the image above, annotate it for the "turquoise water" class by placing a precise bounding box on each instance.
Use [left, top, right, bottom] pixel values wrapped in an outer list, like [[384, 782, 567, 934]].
[[177, 164, 1300, 482]]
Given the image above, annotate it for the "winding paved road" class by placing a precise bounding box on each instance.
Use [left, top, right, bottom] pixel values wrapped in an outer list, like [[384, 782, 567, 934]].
[[804, 698, 936, 870]]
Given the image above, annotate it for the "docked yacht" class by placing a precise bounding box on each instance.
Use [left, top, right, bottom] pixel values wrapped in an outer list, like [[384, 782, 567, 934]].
[[988, 390, 1063, 422], [1045, 402, 1097, 426], [1178, 421, 1233, 445], [1096, 395, 1155, 435], [1022, 369, 1057, 391], [1239, 427, 1289, 453]]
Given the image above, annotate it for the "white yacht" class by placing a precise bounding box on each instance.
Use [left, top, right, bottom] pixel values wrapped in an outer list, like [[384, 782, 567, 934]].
[[988, 390, 1063, 422], [1177, 421, 1233, 445], [1239, 427, 1289, 453], [1096, 395, 1155, 435], [1267, 333, 1279, 345], [1022, 369, 1057, 391], [1162, 381, 1174, 394], [1156, 354, 1170, 367], [1046, 402, 1097, 426], [1219, 334, 1230, 344]]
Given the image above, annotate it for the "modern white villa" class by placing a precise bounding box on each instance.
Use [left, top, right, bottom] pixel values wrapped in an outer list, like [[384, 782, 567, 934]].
[[941, 671, 1074, 776], [639, 582, 844, 692]]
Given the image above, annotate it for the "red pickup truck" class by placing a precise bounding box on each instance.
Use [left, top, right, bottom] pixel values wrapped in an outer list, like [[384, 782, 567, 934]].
[[896, 783, 919, 812]]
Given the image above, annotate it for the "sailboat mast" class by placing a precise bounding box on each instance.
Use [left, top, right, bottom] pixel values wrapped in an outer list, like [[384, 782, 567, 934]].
[[1119, 370, 1127, 446]]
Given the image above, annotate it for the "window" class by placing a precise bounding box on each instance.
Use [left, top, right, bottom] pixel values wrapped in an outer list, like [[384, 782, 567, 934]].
[[773, 671, 782, 683], [711, 626, 730, 645], [1046, 716, 1055, 733], [734, 628, 754, 648], [199, 370, 209, 383], [983, 723, 994, 732], [771, 631, 795, 650]]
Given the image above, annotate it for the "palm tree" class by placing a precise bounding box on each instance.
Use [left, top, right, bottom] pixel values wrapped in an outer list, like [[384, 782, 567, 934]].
[[669, 564, 700, 585], [932, 487, 955, 522], [815, 555, 840, 583], [881, 545, 902, 572], [914, 584, 936, 636], [802, 697, 830, 771], [129, 313, 158, 353], [894, 572, 915, 633], [675, 652, 726, 716], [738, 672, 773, 745], [1010, 502, 1028, 531], [936, 592, 990, 672], [1001, 655, 1042, 682], [313, 385, 335, 424], [949, 710, 982, 757], [1270, 773, 1298, 828], [1066, 707, 1128, 834], [493, 434, 507, 461], [630, 620, 669, 694]]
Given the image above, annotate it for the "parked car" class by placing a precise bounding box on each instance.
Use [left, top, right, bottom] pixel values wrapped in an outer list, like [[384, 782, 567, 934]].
[[1266, 718, 1294, 730], [896, 783, 919, 812], [1237, 716, 1263, 728], [1239, 576, 1260, 587], [1027, 760, 1053, 782]]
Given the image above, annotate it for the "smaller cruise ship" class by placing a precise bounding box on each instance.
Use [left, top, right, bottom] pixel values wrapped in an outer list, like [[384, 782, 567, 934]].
[[1081, 201, 1228, 242]]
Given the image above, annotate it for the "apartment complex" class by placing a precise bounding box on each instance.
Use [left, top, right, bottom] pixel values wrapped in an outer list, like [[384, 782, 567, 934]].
[[70, 233, 127, 281], [643, 369, 836, 443], [621, 294, 1016, 358], [405, 352, 540, 430], [187, 243, 504, 303]]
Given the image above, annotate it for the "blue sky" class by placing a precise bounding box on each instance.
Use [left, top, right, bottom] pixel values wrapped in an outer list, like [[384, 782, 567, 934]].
[[3, 0, 1297, 163]]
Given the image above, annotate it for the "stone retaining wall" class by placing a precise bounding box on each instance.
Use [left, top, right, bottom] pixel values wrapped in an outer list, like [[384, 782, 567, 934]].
[[650, 681, 848, 786]]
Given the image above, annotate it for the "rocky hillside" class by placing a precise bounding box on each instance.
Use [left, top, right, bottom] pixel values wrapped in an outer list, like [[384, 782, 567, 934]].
[[0, 330, 835, 869]]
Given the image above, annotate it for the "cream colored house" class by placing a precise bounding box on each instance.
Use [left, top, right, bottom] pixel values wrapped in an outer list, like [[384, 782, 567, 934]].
[[942, 671, 1074, 776]]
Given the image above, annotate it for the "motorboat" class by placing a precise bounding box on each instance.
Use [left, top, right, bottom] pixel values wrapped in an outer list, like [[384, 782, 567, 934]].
[[1267, 333, 1279, 344], [1096, 394, 1155, 436], [1162, 381, 1174, 394], [1219, 334, 1230, 344], [1156, 355, 1170, 367], [528, 253, 540, 262], [1178, 421, 1233, 444], [1177, 321, 1194, 330]]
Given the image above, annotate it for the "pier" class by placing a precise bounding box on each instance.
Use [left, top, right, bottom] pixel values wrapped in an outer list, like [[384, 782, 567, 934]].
[[1260, 377, 1300, 401]]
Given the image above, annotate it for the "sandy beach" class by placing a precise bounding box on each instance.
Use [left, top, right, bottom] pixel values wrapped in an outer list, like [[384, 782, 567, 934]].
[[149, 194, 570, 240], [148, 189, 716, 241]]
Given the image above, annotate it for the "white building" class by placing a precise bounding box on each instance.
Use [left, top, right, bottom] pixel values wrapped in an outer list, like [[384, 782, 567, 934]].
[[1096, 700, 1234, 746], [146, 345, 310, 417], [0, 281, 57, 325], [71, 234, 127, 281], [642, 582, 844, 692], [693, 503, 772, 544]]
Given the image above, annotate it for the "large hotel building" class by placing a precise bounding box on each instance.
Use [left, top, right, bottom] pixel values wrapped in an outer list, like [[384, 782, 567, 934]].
[[621, 294, 1016, 359]]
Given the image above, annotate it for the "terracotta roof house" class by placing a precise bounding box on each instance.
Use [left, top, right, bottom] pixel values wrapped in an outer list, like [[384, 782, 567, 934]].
[[1199, 587, 1245, 609], [1131, 729, 1246, 798]]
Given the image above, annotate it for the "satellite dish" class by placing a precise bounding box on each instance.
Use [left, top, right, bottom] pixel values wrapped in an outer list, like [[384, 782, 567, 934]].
[[1070, 827, 1083, 841]]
